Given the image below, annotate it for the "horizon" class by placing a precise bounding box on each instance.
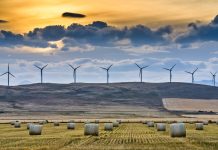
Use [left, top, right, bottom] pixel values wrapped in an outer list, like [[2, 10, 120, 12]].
[[1, 81, 217, 87]]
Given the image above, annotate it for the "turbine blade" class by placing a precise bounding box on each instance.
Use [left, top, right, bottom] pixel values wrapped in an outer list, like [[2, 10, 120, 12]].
[[42, 64, 48, 70], [193, 67, 198, 73], [75, 66, 81, 70], [108, 64, 113, 69], [100, 67, 107, 70], [68, 64, 75, 70], [171, 64, 176, 70], [0, 72, 7, 77], [135, 63, 140, 68], [163, 68, 170, 71], [34, 65, 41, 70], [9, 72, 15, 78], [185, 71, 192, 74], [142, 65, 149, 69]]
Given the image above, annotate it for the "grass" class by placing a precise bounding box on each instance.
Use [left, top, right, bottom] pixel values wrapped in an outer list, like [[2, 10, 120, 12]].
[[0, 123, 217, 150]]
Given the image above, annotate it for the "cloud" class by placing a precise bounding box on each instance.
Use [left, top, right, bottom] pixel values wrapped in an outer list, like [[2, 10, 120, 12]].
[[0, 30, 57, 48], [176, 15, 218, 44], [26, 25, 65, 41], [64, 21, 173, 50], [211, 15, 218, 25], [0, 20, 8, 23], [62, 12, 86, 18], [0, 20, 174, 53], [3, 14, 218, 54]]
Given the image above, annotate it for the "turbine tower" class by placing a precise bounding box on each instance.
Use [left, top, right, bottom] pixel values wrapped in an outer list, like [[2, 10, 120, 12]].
[[135, 63, 149, 83], [68, 64, 81, 83], [185, 67, 198, 84], [210, 72, 217, 86], [34, 64, 48, 84], [163, 64, 176, 83], [100, 65, 113, 84], [0, 64, 15, 87]]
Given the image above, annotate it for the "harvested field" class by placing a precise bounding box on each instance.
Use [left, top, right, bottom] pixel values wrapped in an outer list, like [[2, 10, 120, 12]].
[[0, 123, 217, 150], [163, 98, 218, 112]]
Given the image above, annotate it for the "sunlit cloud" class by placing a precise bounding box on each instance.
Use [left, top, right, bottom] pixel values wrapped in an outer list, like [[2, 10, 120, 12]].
[[1, 0, 218, 33]]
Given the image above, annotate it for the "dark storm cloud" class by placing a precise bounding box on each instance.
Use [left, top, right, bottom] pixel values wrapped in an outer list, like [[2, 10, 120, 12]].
[[211, 15, 218, 25], [0, 21, 172, 50], [27, 25, 65, 41], [176, 15, 218, 44], [62, 12, 86, 18], [0, 30, 56, 48], [0, 20, 8, 23], [64, 21, 173, 48]]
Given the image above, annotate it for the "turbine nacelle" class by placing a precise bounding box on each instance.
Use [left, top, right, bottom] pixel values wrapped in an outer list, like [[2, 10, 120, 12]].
[[100, 64, 113, 71], [185, 67, 198, 84], [0, 64, 15, 87], [135, 63, 149, 83], [100, 64, 113, 84], [68, 64, 81, 83], [34, 64, 48, 84], [211, 71, 217, 86], [163, 64, 176, 83]]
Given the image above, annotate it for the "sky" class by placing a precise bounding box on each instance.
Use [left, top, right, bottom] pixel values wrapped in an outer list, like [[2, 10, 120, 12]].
[[1, 0, 218, 85]]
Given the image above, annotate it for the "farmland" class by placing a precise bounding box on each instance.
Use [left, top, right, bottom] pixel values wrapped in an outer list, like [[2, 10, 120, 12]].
[[163, 98, 218, 112], [0, 122, 218, 150]]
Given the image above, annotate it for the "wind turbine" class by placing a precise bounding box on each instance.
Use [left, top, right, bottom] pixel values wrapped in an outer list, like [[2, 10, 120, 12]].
[[163, 64, 176, 83], [210, 72, 217, 86], [185, 67, 198, 83], [34, 64, 48, 84], [0, 64, 15, 87], [68, 64, 81, 83], [135, 63, 149, 83], [100, 65, 113, 84]]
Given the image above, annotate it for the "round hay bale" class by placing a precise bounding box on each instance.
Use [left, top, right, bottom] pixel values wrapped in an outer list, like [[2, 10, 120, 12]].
[[147, 121, 154, 127], [170, 123, 186, 137], [54, 122, 60, 126], [84, 123, 99, 136], [104, 123, 113, 131], [67, 123, 75, 130], [11, 120, 19, 125], [203, 121, 208, 125], [113, 121, 119, 127], [27, 123, 34, 130], [14, 122, 21, 128], [195, 123, 204, 130], [29, 125, 42, 135], [156, 123, 166, 131]]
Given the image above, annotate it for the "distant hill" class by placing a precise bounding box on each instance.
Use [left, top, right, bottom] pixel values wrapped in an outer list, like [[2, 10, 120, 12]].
[[0, 82, 218, 117]]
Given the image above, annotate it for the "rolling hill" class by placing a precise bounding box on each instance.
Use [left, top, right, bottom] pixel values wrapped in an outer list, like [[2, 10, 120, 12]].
[[0, 82, 218, 118]]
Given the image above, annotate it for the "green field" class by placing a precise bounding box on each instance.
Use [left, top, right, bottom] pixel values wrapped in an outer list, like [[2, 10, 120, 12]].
[[0, 123, 217, 150]]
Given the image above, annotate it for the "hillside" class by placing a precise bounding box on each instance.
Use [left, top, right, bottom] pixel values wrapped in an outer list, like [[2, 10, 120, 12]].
[[0, 82, 218, 118]]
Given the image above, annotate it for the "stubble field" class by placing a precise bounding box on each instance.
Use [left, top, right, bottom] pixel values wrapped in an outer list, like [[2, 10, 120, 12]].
[[0, 122, 217, 150]]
